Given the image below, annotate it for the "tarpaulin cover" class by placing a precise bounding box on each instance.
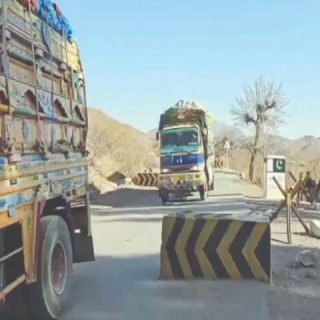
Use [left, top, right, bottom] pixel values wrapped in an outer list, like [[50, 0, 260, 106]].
[[38, 0, 73, 41], [53, 3, 62, 16], [18, 0, 38, 12], [159, 100, 215, 154]]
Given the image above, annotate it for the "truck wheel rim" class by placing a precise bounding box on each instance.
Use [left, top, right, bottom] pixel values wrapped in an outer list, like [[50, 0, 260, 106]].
[[51, 242, 67, 296]]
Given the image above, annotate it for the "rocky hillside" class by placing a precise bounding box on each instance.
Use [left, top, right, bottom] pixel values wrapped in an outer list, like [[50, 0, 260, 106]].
[[214, 124, 320, 162], [216, 125, 320, 181], [87, 108, 158, 182], [86, 108, 320, 191], [268, 135, 320, 162]]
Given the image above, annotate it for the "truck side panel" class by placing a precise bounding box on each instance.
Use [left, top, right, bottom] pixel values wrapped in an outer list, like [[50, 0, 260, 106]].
[[0, 0, 94, 301]]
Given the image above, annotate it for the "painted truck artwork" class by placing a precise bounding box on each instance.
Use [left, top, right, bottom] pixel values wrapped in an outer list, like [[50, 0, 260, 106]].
[[0, 1, 94, 320], [157, 100, 215, 204]]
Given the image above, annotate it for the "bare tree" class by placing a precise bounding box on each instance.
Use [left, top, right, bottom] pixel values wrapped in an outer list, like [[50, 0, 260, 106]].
[[231, 76, 288, 183]]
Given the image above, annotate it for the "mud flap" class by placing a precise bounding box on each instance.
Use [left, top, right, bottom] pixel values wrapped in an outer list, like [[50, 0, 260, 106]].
[[73, 234, 95, 263], [70, 194, 95, 263], [205, 157, 214, 190], [210, 175, 215, 191]]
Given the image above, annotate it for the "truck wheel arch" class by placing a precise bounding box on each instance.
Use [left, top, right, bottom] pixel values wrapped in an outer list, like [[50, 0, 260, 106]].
[[40, 196, 95, 264], [41, 197, 75, 253]]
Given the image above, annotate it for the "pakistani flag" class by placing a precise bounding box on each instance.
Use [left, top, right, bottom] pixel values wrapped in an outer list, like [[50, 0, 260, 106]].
[[273, 158, 286, 173]]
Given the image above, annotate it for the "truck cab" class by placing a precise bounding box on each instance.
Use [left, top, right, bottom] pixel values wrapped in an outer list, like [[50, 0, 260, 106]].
[[160, 124, 204, 172]]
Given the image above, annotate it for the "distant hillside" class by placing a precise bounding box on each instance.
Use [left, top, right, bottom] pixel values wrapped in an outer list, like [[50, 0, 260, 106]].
[[149, 121, 320, 163], [148, 121, 246, 146], [212, 122, 320, 163], [218, 128, 320, 181], [88, 108, 158, 180], [268, 135, 320, 162], [87, 108, 320, 190], [214, 121, 246, 143]]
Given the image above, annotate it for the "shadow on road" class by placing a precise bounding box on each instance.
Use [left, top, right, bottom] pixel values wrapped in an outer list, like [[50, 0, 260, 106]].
[[64, 255, 160, 320], [300, 210, 320, 220], [90, 199, 252, 218], [90, 188, 161, 208], [92, 217, 164, 224], [90, 187, 250, 211], [63, 244, 320, 320]]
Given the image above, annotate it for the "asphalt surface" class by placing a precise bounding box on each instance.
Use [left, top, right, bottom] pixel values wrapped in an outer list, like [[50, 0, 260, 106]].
[[62, 174, 320, 320], [62, 173, 315, 320]]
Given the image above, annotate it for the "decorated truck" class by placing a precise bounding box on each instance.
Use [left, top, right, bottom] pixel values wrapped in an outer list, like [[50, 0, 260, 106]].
[[0, 1, 94, 319], [157, 100, 214, 204]]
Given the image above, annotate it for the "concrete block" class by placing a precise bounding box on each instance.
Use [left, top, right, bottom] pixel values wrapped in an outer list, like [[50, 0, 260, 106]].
[[310, 220, 320, 239], [161, 213, 271, 282]]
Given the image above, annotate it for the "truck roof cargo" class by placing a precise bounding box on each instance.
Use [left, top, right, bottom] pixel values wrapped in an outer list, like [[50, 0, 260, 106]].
[[18, 0, 73, 41], [159, 100, 214, 133]]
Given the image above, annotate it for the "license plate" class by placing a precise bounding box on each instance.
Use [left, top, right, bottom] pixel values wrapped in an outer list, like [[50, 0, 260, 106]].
[[173, 175, 184, 183]]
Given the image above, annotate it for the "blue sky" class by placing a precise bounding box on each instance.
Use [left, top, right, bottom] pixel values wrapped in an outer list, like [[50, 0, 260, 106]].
[[62, 0, 320, 138]]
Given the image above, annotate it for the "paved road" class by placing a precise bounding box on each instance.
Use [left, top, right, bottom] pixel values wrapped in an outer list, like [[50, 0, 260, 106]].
[[62, 173, 315, 320]]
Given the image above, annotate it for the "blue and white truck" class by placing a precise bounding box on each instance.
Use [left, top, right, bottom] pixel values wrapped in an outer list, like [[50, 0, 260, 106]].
[[157, 100, 215, 204]]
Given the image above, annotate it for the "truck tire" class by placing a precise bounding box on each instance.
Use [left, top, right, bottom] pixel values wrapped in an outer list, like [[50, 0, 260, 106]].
[[29, 216, 73, 320], [199, 185, 207, 201], [159, 189, 169, 205], [160, 193, 169, 205]]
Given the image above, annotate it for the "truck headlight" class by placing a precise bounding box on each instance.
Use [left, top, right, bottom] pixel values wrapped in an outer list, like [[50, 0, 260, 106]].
[[190, 165, 204, 172], [161, 168, 171, 173]]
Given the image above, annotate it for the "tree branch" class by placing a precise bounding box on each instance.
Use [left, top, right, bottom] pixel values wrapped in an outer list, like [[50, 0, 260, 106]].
[[231, 76, 288, 182]]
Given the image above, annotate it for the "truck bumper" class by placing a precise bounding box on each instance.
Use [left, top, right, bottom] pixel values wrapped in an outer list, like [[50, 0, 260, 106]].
[[158, 172, 206, 193]]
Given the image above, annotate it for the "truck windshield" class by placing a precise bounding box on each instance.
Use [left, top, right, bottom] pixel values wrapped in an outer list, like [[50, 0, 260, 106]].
[[161, 128, 199, 148]]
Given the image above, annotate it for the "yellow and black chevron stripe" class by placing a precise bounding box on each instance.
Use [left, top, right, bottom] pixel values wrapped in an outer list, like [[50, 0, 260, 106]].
[[214, 159, 224, 168], [161, 214, 271, 282], [133, 173, 158, 187]]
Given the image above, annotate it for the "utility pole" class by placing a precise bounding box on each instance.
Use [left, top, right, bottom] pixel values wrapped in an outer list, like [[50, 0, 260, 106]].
[[224, 139, 230, 169]]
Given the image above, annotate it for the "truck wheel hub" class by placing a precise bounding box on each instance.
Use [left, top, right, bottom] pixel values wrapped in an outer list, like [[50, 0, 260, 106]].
[[51, 242, 67, 296]]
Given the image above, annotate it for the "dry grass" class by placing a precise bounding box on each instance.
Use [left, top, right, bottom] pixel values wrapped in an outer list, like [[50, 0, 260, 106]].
[[87, 108, 158, 180], [219, 147, 265, 183], [288, 160, 320, 182], [220, 146, 320, 184], [86, 108, 320, 192]]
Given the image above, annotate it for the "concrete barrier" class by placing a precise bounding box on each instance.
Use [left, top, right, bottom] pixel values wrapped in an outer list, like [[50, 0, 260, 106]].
[[310, 220, 320, 238], [214, 159, 224, 168], [133, 173, 158, 187], [160, 213, 271, 282]]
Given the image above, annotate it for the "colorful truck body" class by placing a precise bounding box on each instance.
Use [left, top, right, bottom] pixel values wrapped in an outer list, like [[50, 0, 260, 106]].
[[0, 1, 94, 319], [157, 100, 214, 203]]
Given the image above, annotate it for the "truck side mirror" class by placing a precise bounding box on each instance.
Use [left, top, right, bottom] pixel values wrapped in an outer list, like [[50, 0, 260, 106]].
[[156, 132, 159, 141]]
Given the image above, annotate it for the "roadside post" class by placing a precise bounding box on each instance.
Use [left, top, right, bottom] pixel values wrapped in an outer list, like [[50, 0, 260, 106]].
[[224, 139, 230, 169]]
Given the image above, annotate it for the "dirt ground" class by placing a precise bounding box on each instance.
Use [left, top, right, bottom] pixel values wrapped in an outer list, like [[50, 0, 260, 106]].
[[271, 215, 320, 297], [84, 173, 320, 320]]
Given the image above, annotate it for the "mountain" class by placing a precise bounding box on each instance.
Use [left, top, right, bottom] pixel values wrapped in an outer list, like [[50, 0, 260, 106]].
[[87, 108, 320, 190], [148, 121, 246, 144], [149, 120, 320, 162], [214, 121, 246, 143], [87, 108, 158, 180], [212, 122, 320, 163], [268, 135, 320, 162]]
